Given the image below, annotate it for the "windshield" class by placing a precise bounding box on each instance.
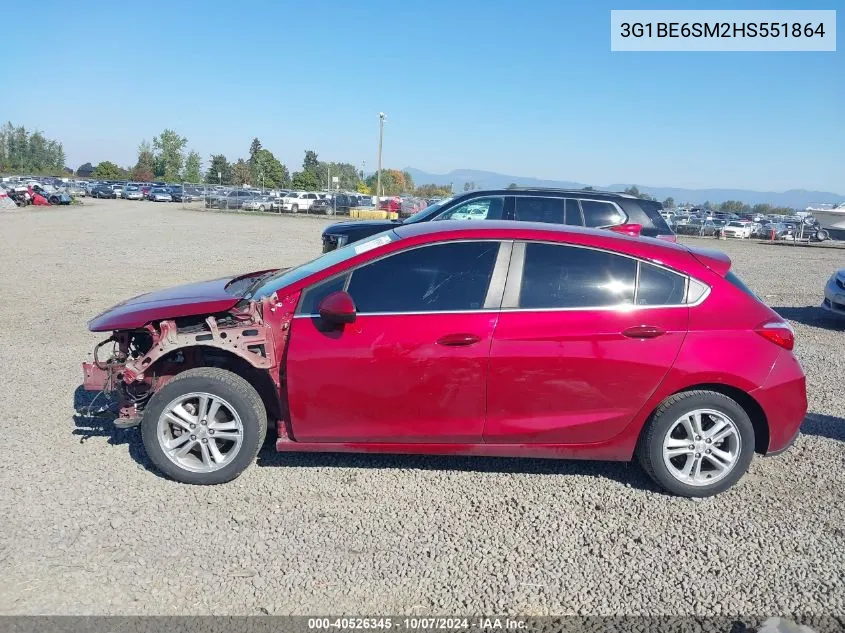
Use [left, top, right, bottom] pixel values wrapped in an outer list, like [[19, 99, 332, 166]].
[[728, 222, 744, 227], [402, 195, 457, 224], [245, 230, 401, 300]]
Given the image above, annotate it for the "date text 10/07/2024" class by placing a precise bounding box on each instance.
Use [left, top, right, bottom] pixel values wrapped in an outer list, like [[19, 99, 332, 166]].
[[620, 22, 826, 39], [307, 617, 528, 630]]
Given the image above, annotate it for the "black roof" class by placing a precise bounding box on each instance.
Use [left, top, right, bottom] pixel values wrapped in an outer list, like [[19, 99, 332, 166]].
[[458, 187, 642, 200]]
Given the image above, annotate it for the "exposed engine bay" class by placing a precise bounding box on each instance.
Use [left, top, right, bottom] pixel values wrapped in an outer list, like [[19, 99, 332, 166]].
[[82, 293, 299, 427]]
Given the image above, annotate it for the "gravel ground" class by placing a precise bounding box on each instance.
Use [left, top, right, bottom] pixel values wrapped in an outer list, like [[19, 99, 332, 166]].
[[0, 199, 843, 616]]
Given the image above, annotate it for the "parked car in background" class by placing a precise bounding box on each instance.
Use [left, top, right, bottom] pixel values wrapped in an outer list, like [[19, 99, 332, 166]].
[[241, 195, 278, 212], [822, 269, 845, 317], [322, 188, 676, 252], [80, 220, 806, 496], [280, 191, 320, 213], [205, 189, 256, 209], [123, 185, 144, 200], [309, 197, 337, 215], [111, 184, 124, 198], [149, 187, 173, 202], [65, 184, 86, 197], [722, 221, 753, 239], [167, 185, 185, 202], [91, 184, 117, 199]]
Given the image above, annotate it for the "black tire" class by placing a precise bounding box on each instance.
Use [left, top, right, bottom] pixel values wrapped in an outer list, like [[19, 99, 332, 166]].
[[817, 229, 829, 242], [140, 367, 267, 485], [259, 205, 265, 212], [635, 390, 755, 497], [291, 204, 299, 213]]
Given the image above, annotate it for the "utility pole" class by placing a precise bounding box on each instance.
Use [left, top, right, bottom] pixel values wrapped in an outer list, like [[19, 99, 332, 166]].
[[375, 112, 385, 207]]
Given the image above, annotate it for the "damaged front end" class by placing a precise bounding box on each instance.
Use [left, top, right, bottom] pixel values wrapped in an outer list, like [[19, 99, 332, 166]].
[[81, 293, 296, 428]]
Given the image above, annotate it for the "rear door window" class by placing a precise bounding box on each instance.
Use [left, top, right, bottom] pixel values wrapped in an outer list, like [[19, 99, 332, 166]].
[[513, 197, 565, 224], [518, 243, 637, 309]]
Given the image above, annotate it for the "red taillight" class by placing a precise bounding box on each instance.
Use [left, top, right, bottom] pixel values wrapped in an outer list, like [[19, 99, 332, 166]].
[[755, 319, 795, 351], [609, 223, 642, 237]]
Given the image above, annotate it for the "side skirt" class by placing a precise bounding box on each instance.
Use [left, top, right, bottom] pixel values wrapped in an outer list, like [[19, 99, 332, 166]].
[[275, 434, 634, 462]]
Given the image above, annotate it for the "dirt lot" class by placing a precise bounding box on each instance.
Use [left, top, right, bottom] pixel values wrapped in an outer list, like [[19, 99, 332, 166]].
[[0, 198, 843, 616]]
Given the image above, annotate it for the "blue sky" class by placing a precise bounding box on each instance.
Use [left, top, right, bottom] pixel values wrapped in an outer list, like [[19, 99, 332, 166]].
[[1, 0, 842, 192]]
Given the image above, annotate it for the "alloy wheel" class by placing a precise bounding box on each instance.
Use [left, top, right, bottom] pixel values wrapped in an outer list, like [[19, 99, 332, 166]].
[[156, 392, 244, 473], [661, 408, 741, 486]]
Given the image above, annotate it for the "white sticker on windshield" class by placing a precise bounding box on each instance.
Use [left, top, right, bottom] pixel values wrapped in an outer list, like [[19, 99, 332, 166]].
[[354, 234, 392, 254]]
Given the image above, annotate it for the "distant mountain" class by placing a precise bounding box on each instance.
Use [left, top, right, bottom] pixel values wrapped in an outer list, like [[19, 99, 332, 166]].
[[404, 167, 845, 209]]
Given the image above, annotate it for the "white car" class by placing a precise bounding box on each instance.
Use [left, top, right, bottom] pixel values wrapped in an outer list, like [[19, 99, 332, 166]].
[[111, 184, 124, 198], [280, 191, 320, 213], [822, 269, 845, 317], [721, 221, 753, 239]]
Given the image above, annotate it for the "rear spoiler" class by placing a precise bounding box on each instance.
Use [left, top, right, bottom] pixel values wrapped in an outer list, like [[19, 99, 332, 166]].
[[687, 246, 731, 276]]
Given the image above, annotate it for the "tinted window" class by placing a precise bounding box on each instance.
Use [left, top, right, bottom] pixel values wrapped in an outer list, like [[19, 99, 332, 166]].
[[519, 243, 636, 309], [347, 242, 500, 313], [434, 197, 505, 221], [581, 200, 624, 228], [637, 263, 686, 306], [637, 199, 673, 233], [565, 199, 582, 226], [298, 274, 349, 315], [513, 197, 565, 224]]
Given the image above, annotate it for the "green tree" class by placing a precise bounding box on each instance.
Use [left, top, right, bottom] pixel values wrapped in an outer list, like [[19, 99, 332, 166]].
[[719, 200, 748, 214], [92, 161, 124, 179], [662, 197, 675, 208], [415, 183, 452, 198], [291, 170, 321, 191], [251, 148, 289, 188], [231, 159, 252, 186], [76, 162, 95, 177], [752, 203, 773, 216], [582, 186, 595, 191], [249, 138, 262, 161], [131, 140, 155, 181], [507, 183, 519, 189], [463, 181, 476, 192], [182, 151, 202, 183], [152, 129, 187, 181], [205, 154, 232, 184], [0, 122, 66, 174]]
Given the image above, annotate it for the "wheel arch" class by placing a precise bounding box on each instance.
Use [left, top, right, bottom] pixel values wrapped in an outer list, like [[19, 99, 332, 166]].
[[658, 383, 769, 454], [148, 345, 281, 424]]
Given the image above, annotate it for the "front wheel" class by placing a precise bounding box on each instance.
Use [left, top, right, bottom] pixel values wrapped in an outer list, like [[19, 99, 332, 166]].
[[636, 390, 755, 497], [141, 367, 267, 485], [817, 229, 830, 241], [258, 205, 265, 212], [291, 204, 299, 213]]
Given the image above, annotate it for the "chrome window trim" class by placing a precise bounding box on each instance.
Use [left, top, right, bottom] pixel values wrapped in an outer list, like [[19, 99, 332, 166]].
[[295, 239, 507, 317]]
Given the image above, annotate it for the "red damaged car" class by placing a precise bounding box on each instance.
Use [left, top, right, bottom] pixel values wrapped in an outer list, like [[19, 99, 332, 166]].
[[82, 221, 806, 496]]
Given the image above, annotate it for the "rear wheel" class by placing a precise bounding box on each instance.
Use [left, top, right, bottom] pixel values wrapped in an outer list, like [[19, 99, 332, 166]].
[[636, 390, 755, 497], [817, 229, 830, 241], [291, 204, 299, 213], [141, 367, 266, 485]]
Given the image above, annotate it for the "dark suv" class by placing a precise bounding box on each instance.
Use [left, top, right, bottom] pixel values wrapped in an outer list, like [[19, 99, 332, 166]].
[[321, 189, 675, 252]]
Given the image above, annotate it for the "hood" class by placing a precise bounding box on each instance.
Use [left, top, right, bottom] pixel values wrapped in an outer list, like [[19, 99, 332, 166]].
[[87, 269, 277, 332], [323, 219, 399, 234]]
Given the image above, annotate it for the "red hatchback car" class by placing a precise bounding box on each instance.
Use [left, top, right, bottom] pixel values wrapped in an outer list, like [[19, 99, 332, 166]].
[[81, 221, 806, 496]]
